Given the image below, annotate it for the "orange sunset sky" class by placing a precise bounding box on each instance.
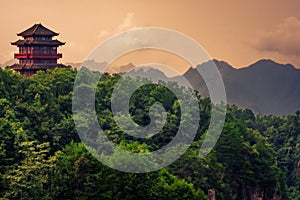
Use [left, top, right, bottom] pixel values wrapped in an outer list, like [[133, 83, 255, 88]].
[[0, 0, 300, 73]]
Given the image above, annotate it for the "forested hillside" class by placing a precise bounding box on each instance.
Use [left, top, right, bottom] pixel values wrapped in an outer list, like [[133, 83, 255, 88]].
[[0, 68, 299, 199]]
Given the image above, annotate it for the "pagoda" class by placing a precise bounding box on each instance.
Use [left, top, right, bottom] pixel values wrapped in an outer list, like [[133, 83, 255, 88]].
[[10, 23, 67, 76]]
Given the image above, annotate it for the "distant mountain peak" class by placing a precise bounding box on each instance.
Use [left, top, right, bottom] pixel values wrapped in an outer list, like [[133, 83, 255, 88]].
[[255, 58, 276, 64], [247, 59, 296, 70], [117, 63, 136, 73], [192, 59, 235, 73], [212, 59, 232, 66]]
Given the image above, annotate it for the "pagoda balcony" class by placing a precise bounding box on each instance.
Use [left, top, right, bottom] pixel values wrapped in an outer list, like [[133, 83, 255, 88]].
[[14, 53, 62, 59]]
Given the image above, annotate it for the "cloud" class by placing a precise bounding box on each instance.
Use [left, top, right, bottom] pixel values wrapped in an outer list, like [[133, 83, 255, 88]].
[[97, 30, 110, 39], [256, 16, 300, 56], [118, 12, 136, 31], [97, 12, 136, 40]]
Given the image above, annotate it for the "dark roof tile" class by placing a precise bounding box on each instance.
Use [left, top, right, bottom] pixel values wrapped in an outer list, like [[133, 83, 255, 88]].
[[11, 39, 65, 46], [17, 23, 59, 37]]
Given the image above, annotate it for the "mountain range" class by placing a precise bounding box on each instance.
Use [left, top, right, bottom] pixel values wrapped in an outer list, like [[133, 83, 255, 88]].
[[123, 59, 300, 116]]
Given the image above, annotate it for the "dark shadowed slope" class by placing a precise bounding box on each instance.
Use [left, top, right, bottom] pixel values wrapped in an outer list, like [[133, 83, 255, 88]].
[[184, 59, 300, 115]]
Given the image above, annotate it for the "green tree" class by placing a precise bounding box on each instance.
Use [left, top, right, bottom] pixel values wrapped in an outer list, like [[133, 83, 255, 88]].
[[3, 141, 56, 200]]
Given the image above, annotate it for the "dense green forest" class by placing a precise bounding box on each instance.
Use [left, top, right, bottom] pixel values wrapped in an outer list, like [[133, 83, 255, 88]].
[[0, 68, 299, 199]]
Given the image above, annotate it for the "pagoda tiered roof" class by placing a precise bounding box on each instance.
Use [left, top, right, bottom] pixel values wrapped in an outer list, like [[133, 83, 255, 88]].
[[11, 39, 65, 46], [10, 63, 68, 70], [10, 23, 67, 76], [17, 23, 59, 37]]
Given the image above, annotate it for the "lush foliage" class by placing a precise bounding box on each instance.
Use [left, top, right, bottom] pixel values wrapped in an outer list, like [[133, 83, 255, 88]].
[[0, 68, 298, 199]]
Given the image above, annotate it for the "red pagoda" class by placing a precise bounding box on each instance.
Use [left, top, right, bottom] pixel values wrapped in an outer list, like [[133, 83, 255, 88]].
[[10, 23, 67, 76]]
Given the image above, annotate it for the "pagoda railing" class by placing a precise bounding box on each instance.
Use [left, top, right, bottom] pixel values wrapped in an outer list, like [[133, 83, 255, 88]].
[[14, 53, 62, 59]]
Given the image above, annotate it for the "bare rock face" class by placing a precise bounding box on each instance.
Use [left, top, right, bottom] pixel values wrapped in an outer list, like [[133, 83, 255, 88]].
[[208, 189, 215, 200]]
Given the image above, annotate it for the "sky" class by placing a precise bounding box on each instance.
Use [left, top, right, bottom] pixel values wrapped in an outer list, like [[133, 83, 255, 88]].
[[0, 0, 300, 73]]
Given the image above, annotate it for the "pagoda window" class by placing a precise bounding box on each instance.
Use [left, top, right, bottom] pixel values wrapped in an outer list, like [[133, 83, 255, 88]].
[[21, 47, 25, 53], [51, 47, 57, 54], [41, 47, 50, 54], [34, 37, 48, 40], [33, 47, 40, 54], [33, 49, 38, 54], [38, 37, 51, 40]]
